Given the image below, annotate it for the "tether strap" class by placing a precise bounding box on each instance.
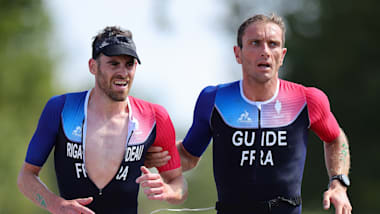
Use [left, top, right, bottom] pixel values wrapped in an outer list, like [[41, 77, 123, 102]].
[[216, 196, 302, 213], [150, 207, 215, 214]]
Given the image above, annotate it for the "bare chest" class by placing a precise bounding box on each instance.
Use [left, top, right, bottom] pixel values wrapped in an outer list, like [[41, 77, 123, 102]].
[[84, 115, 129, 188]]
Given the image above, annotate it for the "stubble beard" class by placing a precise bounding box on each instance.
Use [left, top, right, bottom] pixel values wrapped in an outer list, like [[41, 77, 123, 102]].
[[97, 67, 129, 102]]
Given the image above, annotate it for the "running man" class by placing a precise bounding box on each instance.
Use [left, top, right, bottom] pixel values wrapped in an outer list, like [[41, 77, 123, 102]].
[[17, 26, 187, 214], [146, 14, 352, 214]]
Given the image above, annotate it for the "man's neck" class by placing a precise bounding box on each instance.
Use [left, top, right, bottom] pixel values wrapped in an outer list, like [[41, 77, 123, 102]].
[[88, 88, 129, 120], [242, 77, 279, 102]]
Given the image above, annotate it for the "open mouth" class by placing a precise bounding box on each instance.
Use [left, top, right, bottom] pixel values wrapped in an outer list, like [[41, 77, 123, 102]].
[[114, 80, 128, 87], [258, 62, 271, 68]]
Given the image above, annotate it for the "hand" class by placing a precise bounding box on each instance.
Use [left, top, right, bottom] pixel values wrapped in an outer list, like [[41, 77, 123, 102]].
[[323, 181, 352, 214], [144, 146, 171, 168], [54, 197, 95, 214], [136, 166, 173, 201]]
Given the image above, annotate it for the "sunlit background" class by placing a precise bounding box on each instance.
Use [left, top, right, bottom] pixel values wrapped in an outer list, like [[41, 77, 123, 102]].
[[1, 0, 379, 213]]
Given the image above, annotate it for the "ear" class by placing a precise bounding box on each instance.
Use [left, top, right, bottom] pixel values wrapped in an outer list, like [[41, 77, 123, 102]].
[[279, 47, 287, 66], [88, 58, 97, 75], [134, 59, 138, 68], [233, 45, 242, 64]]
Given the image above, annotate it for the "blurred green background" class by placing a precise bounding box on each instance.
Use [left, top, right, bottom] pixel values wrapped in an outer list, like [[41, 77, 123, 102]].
[[1, 0, 379, 213]]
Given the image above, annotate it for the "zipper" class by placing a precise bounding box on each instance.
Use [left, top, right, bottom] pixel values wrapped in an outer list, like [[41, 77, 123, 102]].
[[258, 108, 261, 129], [99, 188, 103, 196], [127, 130, 134, 147], [254, 107, 261, 182]]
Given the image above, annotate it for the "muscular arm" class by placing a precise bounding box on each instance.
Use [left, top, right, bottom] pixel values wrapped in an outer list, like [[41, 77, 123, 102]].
[[177, 141, 200, 172], [175, 87, 215, 171], [17, 162, 94, 214], [322, 129, 352, 213], [145, 86, 215, 171], [138, 102, 188, 204], [324, 128, 350, 178], [305, 87, 352, 213], [144, 141, 200, 172]]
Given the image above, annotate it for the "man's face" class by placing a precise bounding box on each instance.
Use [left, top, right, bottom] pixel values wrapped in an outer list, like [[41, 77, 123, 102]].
[[234, 21, 287, 84], [94, 54, 137, 101]]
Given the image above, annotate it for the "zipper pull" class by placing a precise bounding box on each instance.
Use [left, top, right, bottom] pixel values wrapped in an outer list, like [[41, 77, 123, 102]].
[[127, 130, 134, 144], [99, 189, 103, 196]]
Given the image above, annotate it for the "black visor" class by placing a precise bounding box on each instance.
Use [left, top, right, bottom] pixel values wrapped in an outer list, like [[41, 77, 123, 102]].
[[93, 35, 141, 64]]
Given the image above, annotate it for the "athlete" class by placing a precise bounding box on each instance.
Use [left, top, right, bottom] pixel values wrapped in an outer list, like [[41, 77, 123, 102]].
[[145, 14, 352, 214], [17, 26, 187, 214]]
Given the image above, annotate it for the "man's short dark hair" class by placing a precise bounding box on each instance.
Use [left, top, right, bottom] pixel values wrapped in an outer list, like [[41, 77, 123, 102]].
[[237, 13, 286, 48]]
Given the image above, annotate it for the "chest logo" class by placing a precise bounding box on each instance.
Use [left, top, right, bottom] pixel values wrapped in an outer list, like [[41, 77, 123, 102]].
[[238, 110, 253, 123], [275, 100, 282, 115], [72, 126, 82, 138]]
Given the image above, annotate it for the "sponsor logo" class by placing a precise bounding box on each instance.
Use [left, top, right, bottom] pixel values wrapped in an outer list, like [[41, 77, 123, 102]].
[[273, 100, 284, 119], [275, 100, 282, 114], [238, 110, 253, 123], [72, 126, 82, 138]]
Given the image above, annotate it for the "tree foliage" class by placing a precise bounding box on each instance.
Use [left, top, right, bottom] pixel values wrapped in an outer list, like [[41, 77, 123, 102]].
[[0, 0, 56, 213]]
